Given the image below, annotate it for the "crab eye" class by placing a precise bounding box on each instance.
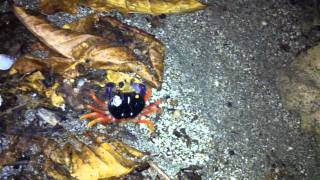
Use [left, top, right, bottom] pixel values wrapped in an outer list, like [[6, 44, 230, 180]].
[[132, 83, 146, 97], [118, 81, 125, 88], [105, 82, 115, 99]]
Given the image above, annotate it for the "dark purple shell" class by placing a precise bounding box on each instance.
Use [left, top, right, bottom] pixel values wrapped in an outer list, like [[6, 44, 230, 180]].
[[108, 92, 145, 119]]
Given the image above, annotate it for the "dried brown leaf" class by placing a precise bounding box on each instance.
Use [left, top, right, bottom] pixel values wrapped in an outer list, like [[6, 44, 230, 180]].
[[43, 133, 147, 180], [39, 0, 79, 14], [39, 0, 207, 15], [83, 0, 207, 15], [0, 133, 147, 180], [13, 6, 163, 88], [63, 15, 165, 87], [19, 71, 65, 108]]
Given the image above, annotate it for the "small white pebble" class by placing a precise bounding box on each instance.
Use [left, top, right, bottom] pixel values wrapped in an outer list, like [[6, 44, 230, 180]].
[[214, 80, 219, 87], [287, 146, 293, 151], [37, 108, 60, 126], [173, 110, 181, 118], [261, 20, 268, 26], [0, 95, 3, 107], [73, 88, 80, 93], [77, 78, 86, 88], [0, 54, 16, 70], [60, 104, 66, 111]]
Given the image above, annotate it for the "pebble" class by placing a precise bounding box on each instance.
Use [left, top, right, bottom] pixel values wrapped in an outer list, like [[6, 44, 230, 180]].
[[261, 20, 268, 26], [36, 108, 60, 126], [0, 54, 16, 70], [0, 95, 2, 107], [77, 78, 86, 88], [214, 80, 220, 87], [173, 110, 181, 118]]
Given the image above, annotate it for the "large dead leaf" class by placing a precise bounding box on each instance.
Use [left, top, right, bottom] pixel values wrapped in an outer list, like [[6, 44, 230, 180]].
[[63, 15, 165, 86], [40, 0, 207, 15], [13, 6, 163, 89], [0, 132, 147, 180], [43, 133, 147, 179], [83, 0, 207, 15]]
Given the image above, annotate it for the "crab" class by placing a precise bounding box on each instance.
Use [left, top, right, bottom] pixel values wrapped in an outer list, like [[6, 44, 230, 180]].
[[80, 83, 161, 129], [10, 6, 166, 129]]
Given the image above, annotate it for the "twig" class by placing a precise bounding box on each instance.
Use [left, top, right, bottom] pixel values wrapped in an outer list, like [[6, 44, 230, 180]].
[[0, 102, 27, 117], [5, 160, 35, 166], [148, 161, 171, 180]]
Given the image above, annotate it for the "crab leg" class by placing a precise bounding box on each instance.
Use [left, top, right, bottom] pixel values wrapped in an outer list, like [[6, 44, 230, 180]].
[[86, 104, 107, 115], [136, 99, 162, 117], [80, 112, 102, 120], [147, 99, 162, 107], [143, 99, 162, 111], [88, 115, 115, 127], [139, 108, 161, 117], [144, 88, 153, 101], [90, 92, 107, 108]]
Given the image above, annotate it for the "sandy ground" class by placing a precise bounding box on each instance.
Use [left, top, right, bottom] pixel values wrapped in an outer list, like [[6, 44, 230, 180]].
[[1, 0, 320, 179], [117, 1, 320, 178]]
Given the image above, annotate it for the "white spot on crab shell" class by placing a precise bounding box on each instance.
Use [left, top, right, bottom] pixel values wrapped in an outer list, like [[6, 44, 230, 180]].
[[111, 95, 122, 107], [0, 54, 16, 70], [127, 96, 131, 104], [130, 112, 133, 116]]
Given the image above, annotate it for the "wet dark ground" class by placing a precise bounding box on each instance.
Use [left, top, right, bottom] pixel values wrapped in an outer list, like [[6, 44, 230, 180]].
[[0, 0, 320, 179]]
